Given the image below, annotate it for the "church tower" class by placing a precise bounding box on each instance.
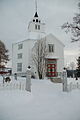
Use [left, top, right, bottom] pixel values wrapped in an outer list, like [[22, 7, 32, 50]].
[[28, 0, 45, 39]]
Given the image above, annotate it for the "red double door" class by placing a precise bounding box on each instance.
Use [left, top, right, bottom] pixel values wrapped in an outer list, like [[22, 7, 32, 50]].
[[47, 59, 57, 77]]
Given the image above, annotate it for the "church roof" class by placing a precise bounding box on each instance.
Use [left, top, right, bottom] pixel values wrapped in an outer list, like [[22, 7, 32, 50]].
[[45, 34, 65, 47], [34, 12, 38, 17], [45, 55, 59, 59]]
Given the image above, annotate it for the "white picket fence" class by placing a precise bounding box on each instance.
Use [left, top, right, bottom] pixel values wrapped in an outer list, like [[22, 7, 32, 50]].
[[67, 82, 80, 91], [0, 82, 25, 91]]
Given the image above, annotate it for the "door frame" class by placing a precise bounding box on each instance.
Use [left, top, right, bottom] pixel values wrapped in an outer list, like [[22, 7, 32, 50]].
[[46, 59, 57, 77]]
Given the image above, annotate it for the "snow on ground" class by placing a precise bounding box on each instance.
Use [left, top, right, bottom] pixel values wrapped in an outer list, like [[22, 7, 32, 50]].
[[0, 76, 80, 120]]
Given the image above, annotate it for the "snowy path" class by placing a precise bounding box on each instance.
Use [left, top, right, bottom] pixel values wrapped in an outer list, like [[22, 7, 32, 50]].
[[0, 78, 80, 120]]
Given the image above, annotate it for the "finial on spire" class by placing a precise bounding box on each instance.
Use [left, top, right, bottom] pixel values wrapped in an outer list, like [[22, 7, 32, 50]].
[[35, 0, 37, 12], [34, 0, 38, 17]]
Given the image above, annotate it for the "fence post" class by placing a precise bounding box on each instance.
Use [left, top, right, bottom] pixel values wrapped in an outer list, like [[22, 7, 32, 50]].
[[62, 69, 67, 92], [70, 82, 72, 91], [77, 82, 78, 88], [25, 66, 31, 92], [14, 73, 17, 80], [2, 75, 5, 85], [19, 82, 21, 90]]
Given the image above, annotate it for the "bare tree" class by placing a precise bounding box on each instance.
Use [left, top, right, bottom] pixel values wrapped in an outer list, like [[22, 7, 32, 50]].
[[62, 2, 80, 77], [62, 2, 80, 42], [0, 40, 9, 68], [32, 38, 47, 79]]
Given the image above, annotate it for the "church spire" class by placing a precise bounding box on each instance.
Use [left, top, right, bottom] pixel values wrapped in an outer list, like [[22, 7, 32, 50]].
[[34, 0, 38, 17], [28, 0, 45, 39], [35, 0, 37, 13]]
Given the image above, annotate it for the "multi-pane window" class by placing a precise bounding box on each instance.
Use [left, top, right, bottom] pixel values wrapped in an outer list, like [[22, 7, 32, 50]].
[[35, 24, 37, 29], [17, 63, 22, 72], [18, 43, 23, 50], [35, 24, 40, 30], [38, 25, 40, 30], [48, 44, 54, 52], [17, 53, 22, 59]]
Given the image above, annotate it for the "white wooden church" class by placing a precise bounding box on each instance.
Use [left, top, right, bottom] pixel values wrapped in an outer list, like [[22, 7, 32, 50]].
[[12, 5, 64, 79]]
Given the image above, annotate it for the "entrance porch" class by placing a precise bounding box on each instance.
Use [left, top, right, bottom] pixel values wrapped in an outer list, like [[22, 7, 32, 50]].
[[45, 58, 62, 82], [46, 59, 57, 77]]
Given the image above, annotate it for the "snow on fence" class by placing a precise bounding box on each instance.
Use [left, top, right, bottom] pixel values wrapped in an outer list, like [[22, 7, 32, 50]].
[[0, 82, 25, 91], [67, 82, 80, 91]]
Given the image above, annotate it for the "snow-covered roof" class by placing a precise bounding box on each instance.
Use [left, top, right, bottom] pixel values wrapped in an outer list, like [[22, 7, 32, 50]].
[[12, 33, 65, 47], [45, 55, 59, 59], [43, 33, 65, 47]]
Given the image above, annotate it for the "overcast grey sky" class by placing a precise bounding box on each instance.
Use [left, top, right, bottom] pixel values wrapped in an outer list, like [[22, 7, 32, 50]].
[[0, 0, 79, 67]]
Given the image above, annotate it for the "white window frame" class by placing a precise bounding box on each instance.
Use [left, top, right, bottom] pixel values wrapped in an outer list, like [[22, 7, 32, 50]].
[[17, 63, 22, 72], [18, 43, 23, 50], [17, 53, 22, 59], [48, 44, 54, 52], [35, 24, 37, 29], [38, 25, 40, 30]]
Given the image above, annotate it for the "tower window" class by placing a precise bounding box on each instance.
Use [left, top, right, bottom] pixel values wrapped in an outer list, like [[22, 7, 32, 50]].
[[35, 24, 37, 29], [48, 44, 54, 52], [39, 20, 41, 23], [33, 19, 35, 22], [36, 19, 38, 22], [38, 25, 40, 30]]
